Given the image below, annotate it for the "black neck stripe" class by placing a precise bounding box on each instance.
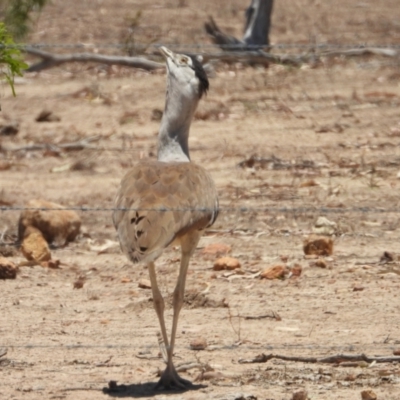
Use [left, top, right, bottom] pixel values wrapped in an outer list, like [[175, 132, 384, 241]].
[[190, 56, 209, 98]]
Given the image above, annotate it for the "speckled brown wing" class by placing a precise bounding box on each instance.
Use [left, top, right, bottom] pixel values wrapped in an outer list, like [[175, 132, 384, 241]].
[[113, 161, 218, 264]]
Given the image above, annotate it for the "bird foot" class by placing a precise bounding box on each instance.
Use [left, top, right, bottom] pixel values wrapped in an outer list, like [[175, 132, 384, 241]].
[[155, 366, 192, 391]]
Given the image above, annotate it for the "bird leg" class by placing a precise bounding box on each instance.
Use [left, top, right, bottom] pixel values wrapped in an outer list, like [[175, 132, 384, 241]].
[[148, 261, 170, 361], [156, 331, 168, 363], [155, 231, 201, 390]]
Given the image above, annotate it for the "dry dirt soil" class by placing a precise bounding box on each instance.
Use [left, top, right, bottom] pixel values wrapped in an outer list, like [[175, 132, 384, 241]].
[[1, 1, 400, 399]]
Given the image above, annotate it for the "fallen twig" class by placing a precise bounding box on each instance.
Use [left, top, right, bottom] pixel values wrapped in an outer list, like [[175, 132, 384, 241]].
[[96, 356, 113, 367], [17, 260, 40, 267], [0, 347, 7, 358], [0, 347, 10, 366], [227, 271, 261, 281], [239, 352, 400, 365], [58, 135, 102, 151], [176, 362, 205, 373], [135, 354, 160, 360], [244, 311, 281, 321], [25, 47, 163, 72], [194, 370, 225, 382]]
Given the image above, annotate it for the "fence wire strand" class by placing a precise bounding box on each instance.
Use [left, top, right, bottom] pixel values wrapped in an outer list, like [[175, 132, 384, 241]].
[[7, 42, 400, 50], [1, 206, 400, 214], [1, 343, 397, 351]]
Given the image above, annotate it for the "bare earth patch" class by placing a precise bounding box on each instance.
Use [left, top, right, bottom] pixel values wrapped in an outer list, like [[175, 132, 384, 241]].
[[1, 1, 400, 399]]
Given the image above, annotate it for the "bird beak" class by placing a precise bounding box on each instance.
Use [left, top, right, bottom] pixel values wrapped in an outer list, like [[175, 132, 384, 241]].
[[159, 46, 174, 61]]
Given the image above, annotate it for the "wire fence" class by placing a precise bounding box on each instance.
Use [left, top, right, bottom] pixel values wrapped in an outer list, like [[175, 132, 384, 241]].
[[1, 5, 400, 392], [5, 42, 400, 50], [2, 41, 400, 250], [1, 206, 400, 214], [1, 342, 398, 352]]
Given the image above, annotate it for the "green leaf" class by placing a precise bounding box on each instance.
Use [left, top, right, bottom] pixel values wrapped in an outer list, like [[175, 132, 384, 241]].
[[0, 22, 28, 96]]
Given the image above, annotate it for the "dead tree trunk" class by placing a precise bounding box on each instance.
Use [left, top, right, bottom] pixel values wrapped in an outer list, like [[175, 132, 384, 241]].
[[204, 0, 274, 50], [243, 0, 274, 47]]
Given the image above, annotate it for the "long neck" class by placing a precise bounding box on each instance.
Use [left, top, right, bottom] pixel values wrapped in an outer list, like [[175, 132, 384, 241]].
[[157, 80, 199, 162]]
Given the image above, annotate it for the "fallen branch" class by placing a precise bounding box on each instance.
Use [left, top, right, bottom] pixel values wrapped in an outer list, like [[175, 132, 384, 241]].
[[202, 47, 399, 66], [238, 352, 400, 365], [24, 47, 163, 73], [200, 50, 305, 66], [5, 135, 101, 153], [324, 47, 398, 58], [23, 45, 400, 75]]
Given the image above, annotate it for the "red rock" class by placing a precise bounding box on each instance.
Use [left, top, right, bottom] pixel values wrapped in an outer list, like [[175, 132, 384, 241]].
[[291, 264, 302, 277], [260, 265, 287, 280], [19, 199, 81, 246], [190, 337, 207, 350], [311, 259, 327, 268], [21, 226, 51, 262], [201, 243, 231, 258], [344, 374, 357, 381], [303, 235, 333, 256], [194, 371, 224, 381], [299, 179, 318, 188], [213, 257, 241, 271], [40, 259, 61, 269], [138, 279, 151, 289], [380, 251, 396, 263], [0, 257, 18, 279], [292, 389, 308, 400], [73, 276, 86, 289], [361, 389, 377, 400]]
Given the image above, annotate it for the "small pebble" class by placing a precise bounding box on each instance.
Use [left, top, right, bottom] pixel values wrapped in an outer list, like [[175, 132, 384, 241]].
[[138, 279, 151, 289], [213, 257, 241, 271], [190, 337, 207, 350]]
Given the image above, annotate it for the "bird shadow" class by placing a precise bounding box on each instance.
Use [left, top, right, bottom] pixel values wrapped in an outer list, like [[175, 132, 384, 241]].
[[102, 380, 207, 398]]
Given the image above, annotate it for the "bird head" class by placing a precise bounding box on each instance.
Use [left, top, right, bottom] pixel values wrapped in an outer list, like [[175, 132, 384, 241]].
[[160, 46, 209, 99]]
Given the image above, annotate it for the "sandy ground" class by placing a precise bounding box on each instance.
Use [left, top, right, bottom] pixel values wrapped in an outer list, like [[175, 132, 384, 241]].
[[1, 1, 400, 399]]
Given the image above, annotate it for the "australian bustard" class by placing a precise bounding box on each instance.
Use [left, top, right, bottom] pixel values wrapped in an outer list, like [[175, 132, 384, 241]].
[[113, 46, 218, 389]]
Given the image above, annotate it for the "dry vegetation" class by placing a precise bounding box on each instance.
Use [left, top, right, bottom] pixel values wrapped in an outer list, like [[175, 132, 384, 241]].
[[1, 1, 400, 399]]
